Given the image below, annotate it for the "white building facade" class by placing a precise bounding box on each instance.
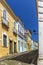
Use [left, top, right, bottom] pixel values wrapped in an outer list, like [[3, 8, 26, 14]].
[[37, 0, 43, 65], [16, 19, 27, 52], [31, 40, 34, 50], [38, 0, 43, 58]]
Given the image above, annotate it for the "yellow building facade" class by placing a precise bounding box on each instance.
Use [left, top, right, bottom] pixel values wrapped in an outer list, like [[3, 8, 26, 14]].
[[0, 0, 18, 57], [25, 30, 32, 51]]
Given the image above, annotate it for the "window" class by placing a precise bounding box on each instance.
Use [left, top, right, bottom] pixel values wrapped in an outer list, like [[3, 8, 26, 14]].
[[3, 9, 6, 20], [3, 34, 8, 47], [21, 43, 23, 51], [14, 22, 16, 28], [9, 40, 12, 53], [18, 41, 20, 52], [18, 24, 21, 32]]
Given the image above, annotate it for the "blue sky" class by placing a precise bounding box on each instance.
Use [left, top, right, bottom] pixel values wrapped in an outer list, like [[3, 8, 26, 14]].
[[6, 0, 38, 42]]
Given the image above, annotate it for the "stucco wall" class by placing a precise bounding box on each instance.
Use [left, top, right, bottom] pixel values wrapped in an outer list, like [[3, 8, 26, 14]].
[[0, 2, 17, 57]]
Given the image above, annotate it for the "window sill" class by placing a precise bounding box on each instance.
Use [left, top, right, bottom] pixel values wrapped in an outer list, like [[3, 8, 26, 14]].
[[2, 46, 8, 48]]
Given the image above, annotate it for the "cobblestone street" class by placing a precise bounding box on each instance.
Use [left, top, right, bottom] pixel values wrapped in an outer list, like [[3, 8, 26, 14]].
[[0, 60, 34, 65], [0, 49, 38, 65]]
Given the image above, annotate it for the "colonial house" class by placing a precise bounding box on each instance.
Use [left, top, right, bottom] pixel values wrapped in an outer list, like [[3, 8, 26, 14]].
[[31, 40, 38, 50], [0, 0, 18, 57], [15, 17, 26, 52], [24, 30, 32, 51], [33, 41, 38, 50]]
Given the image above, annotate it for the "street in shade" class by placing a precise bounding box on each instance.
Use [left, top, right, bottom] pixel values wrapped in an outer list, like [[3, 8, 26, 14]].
[[0, 49, 38, 65]]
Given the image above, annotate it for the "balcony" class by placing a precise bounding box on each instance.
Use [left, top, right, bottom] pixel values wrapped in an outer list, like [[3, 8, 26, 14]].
[[13, 27, 17, 34], [2, 17, 9, 27], [24, 35, 27, 41], [18, 31, 24, 38]]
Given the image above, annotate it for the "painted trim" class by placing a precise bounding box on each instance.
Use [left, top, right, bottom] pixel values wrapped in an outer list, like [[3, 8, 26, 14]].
[[2, 32, 8, 47]]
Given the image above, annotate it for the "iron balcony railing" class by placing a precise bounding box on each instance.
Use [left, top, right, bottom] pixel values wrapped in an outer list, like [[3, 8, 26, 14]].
[[18, 31, 24, 38], [2, 17, 9, 27]]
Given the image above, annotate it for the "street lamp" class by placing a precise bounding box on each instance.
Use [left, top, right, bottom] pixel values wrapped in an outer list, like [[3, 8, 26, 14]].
[[33, 30, 38, 35]]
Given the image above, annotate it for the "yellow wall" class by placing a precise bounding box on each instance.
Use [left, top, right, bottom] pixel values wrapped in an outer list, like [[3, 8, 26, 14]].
[[0, 1, 17, 57], [27, 37, 32, 51], [27, 42, 32, 51]]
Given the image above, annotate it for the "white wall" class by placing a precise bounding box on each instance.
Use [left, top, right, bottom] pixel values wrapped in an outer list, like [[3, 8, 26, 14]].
[[37, 1, 43, 65], [38, 1, 43, 7], [18, 36, 24, 52], [31, 40, 34, 50], [18, 22, 24, 35], [38, 0, 43, 58], [23, 40, 27, 51], [39, 22, 43, 58]]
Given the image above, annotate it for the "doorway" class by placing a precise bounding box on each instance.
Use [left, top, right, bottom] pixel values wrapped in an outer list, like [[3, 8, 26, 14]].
[[9, 40, 12, 54], [14, 42, 17, 53]]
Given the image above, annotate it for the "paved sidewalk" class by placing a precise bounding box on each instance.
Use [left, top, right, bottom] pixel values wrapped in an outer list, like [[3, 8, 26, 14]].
[[0, 51, 29, 61], [0, 49, 38, 65], [0, 60, 34, 65], [37, 59, 43, 65]]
